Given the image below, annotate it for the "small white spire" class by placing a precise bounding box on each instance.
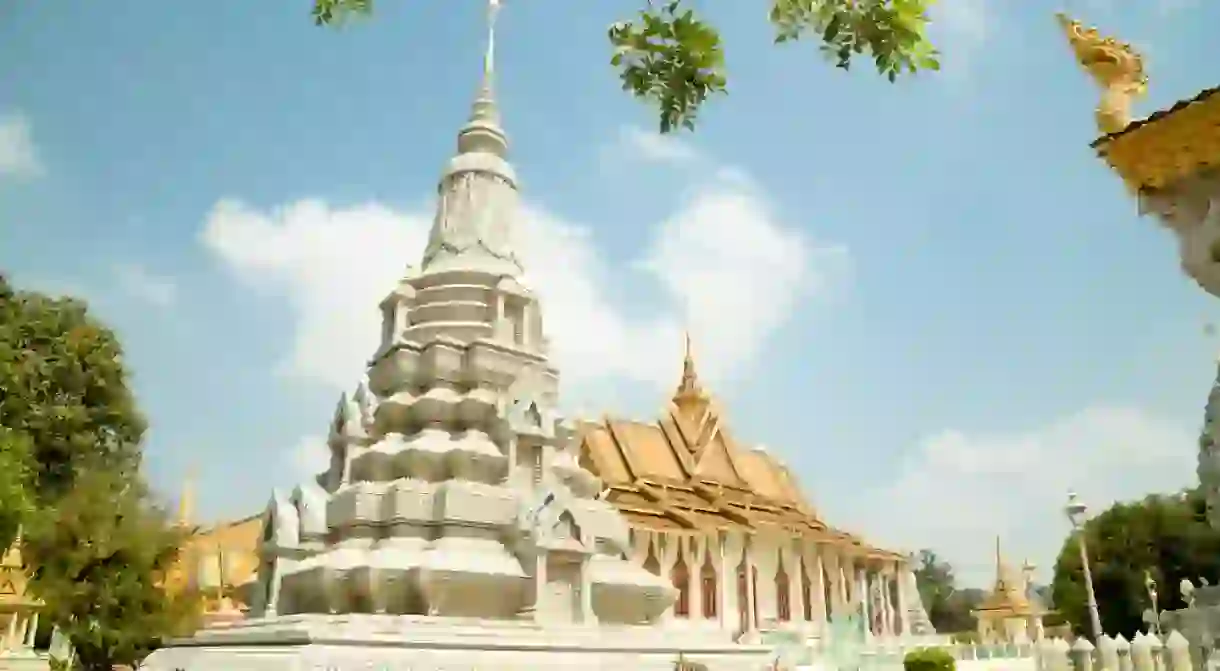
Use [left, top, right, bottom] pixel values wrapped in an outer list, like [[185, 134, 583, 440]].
[[483, 0, 502, 91], [456, 0, 507, 156]]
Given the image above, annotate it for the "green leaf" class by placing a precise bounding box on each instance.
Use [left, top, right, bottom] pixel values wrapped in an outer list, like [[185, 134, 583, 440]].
[[608, 0, 727, 133], [312, 0, 373, 27]]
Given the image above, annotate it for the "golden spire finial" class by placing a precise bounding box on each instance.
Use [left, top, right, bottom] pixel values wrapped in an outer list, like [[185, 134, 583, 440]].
[[675, 331, 706, 402], [1056, 12, 1148, 135]]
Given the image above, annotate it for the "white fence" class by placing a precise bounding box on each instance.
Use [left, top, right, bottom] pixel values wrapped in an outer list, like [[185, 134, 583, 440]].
[[796, 631, 1194, 671]]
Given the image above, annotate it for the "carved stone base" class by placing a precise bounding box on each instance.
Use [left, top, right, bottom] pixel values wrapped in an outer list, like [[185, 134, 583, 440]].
[[140, 614, 778, 671]]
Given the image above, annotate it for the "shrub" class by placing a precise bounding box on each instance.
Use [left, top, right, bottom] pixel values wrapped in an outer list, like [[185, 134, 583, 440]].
[[904, 647, 956, 671]]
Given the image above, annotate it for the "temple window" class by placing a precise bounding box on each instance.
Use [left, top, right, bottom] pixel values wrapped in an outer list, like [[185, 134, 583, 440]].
[[701, 548, 718, 619], [506, 302, 526, 346], [776, 555, 791, 622], [800, 559, 813, 621], [643, 543, 660, 576], [822, 564, 834, 614], [672, 549, 690, 617], [736, 557, 750, 631]]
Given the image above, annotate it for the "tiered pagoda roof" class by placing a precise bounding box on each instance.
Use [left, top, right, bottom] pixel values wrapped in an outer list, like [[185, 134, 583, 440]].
[[578, 336, 904, 561]]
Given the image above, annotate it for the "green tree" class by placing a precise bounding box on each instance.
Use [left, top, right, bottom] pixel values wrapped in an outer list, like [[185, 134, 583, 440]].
[[0, 274, 146, 548], [913, 549, 980, 633], [310, 0, 940, 133], [1051, 489, 1220, 639], [0, 427, 33, 551], [23, 467, 199, 671]]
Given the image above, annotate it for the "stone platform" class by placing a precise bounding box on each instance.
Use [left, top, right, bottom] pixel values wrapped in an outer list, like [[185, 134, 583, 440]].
[[140, 614, 779, 670]]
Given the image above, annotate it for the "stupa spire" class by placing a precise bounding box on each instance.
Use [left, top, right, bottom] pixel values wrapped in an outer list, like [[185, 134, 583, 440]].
[[420, 0, 523, 277], [457, 0, 507, 158]]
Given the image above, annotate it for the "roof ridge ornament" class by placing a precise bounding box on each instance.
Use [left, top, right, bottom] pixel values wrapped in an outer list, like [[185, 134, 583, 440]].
[[674, 331, 709, 404], [1055, 12, 1148, 135]]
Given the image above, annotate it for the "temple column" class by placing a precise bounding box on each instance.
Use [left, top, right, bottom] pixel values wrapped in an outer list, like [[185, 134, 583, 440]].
[[745, 546, 758, 632], [856, 567, 870, 637], [812, 545, 828, 630], [712, 534, 722, 629], [5, 612, 16, 650], [897, 566, 913, 636], [787, 547, 802, 624], [888, 570, 897, 639], [24, 613, 38, 648], [836, 555, 849, 616], [794, 544, 809, 624], [579, 555, 594, 624]]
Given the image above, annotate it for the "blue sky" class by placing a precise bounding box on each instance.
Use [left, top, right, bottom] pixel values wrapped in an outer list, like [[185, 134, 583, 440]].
[[1, 0, 1215, 587]]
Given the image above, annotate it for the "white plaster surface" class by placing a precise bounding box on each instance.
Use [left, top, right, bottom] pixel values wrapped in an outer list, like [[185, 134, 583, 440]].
[[141, 614, 776, 670]]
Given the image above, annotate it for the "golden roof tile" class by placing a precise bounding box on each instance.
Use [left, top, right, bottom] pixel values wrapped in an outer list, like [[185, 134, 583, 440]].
[[1093, 86, 1220, 192]]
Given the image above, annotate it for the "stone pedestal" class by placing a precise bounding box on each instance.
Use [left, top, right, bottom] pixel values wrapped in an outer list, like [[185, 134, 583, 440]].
[[139, 614, 776, 670]]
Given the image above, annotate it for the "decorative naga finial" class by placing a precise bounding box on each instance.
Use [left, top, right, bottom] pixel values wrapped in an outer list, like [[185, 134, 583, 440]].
[[1056, 13, 1148, 135]]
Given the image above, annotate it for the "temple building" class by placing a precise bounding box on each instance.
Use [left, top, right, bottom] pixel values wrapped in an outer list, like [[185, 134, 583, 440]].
[[161, 478, 261, 628], [170, 337, 932, 643], [0, 533, 47, 656], [577, 336, 924, 639], [973, 539, 1046, 644], [149, 3, 933, 664]]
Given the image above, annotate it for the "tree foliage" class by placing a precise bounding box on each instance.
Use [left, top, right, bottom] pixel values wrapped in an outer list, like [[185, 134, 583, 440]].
[[912, 549, 981, 633], [310, 0, 939, 134], [1051, 489, 1220, 639], [1, 274, 195, 669], [0, 427, 33, 552], [23, 468, 200, 671], [0, 274, 145, 519]]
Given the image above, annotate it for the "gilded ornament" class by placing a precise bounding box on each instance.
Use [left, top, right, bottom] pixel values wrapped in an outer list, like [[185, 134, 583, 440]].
[[1056, 13, 1148, 135]]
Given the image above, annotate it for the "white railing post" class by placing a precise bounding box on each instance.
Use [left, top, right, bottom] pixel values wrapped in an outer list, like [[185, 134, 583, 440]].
[[1073, 637, 1097, 671], [1038, 637, 1059, 671], [1052, 638, 1073, 671], [1133, 633, 1154, 671], [1165, 631, 1192, 671], [1147, 634, 1164, 671], [1115, 634, 1133, 671], [1099, 634, 1119, 671]]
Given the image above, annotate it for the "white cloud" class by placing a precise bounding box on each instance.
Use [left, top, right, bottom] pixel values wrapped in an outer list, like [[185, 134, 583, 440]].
[[288, 435, 330, 482], [201, 200, 422, 386], [845, 406, 1195, 588], [615, 126, 701, 165], [200, 129, 848, 404], [113, 263, 177, 308], [0, 112, 43, 178]]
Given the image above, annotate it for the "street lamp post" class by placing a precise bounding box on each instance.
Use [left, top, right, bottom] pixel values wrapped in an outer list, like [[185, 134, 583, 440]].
[[1066, 491, 1104, 640], [1144, 570, 1162, 638]]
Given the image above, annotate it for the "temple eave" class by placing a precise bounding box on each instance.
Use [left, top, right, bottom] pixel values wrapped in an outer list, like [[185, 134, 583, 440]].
[[1092, 86, 1220, 192]]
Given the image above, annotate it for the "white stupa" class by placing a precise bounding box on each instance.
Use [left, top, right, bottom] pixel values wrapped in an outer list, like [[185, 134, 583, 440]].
[[141, 2, 774, 668]]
